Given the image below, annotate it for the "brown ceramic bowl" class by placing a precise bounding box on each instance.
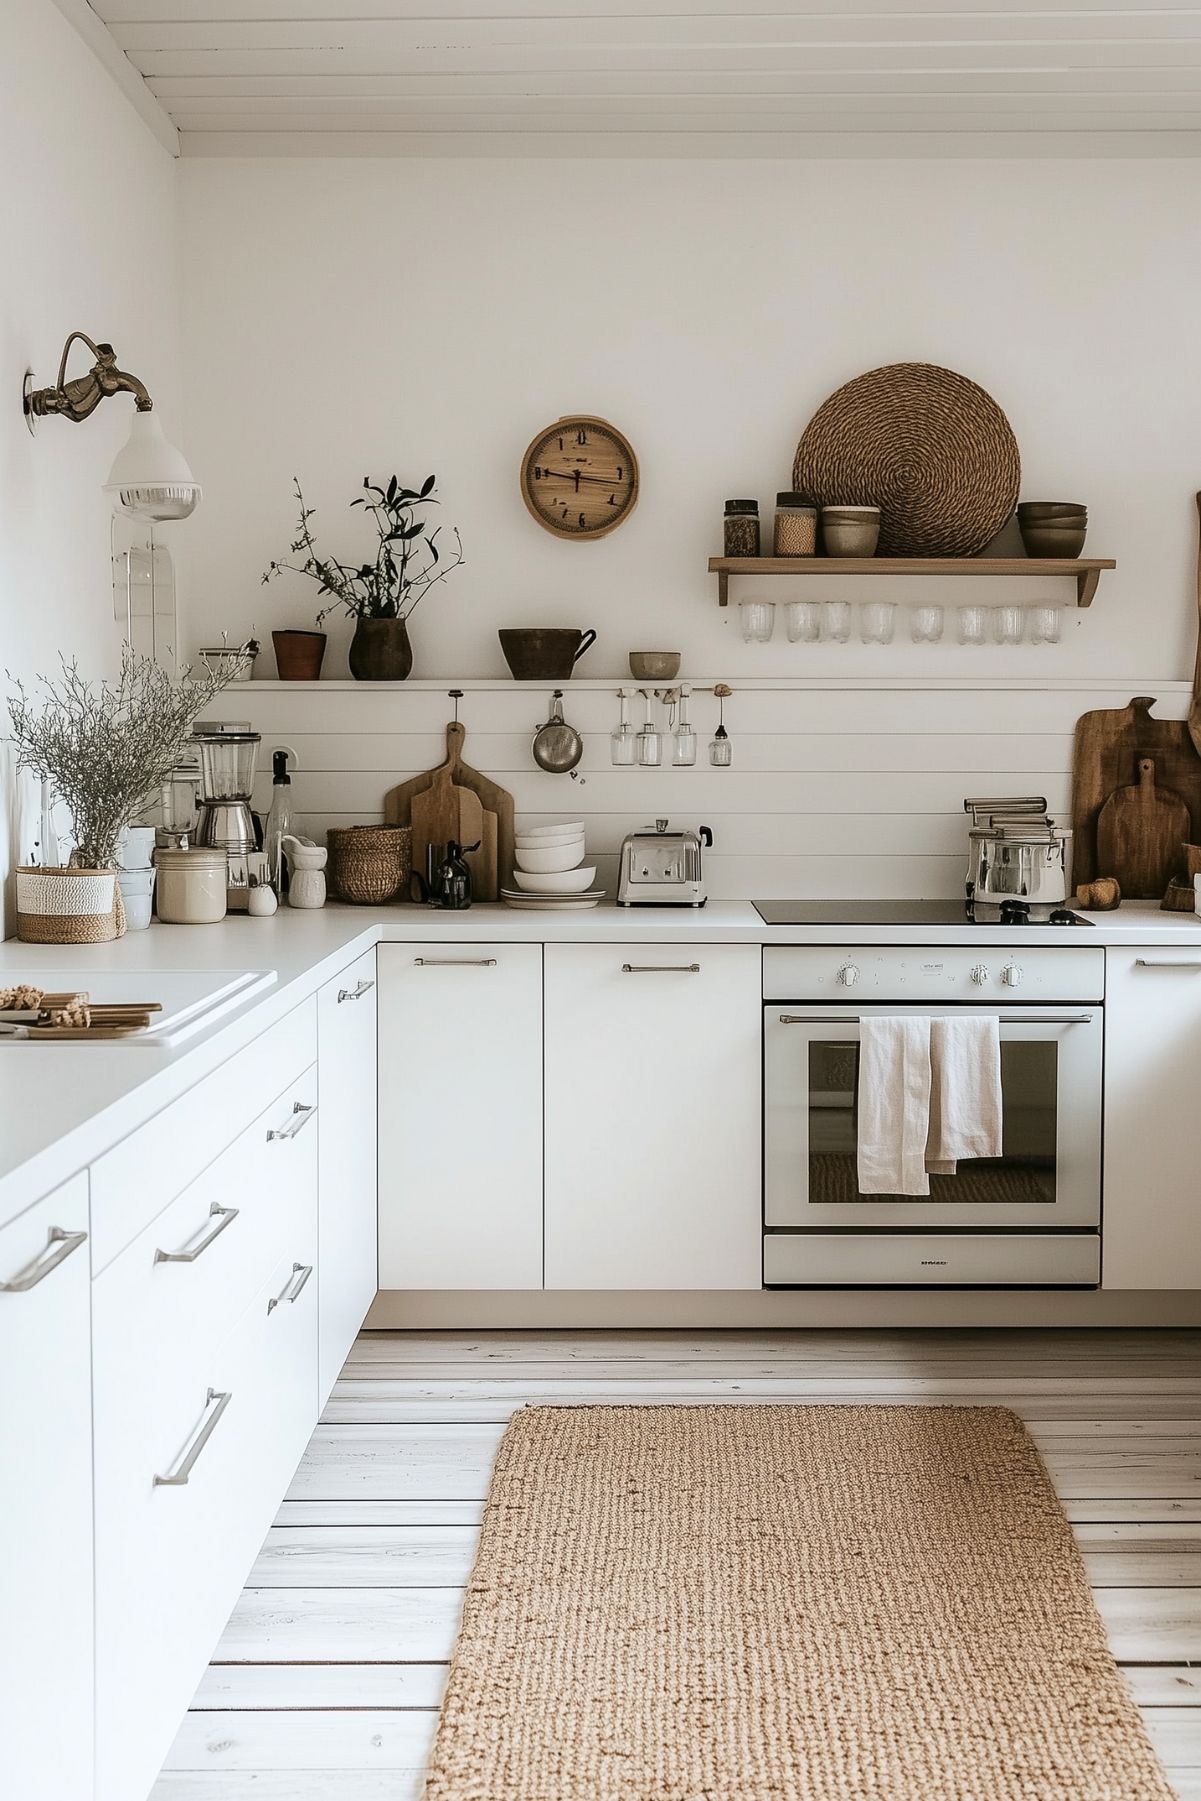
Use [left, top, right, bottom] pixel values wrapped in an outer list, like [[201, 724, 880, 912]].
[[1017, 502, 1088, 519], [628, 651, 681, 681], [1019, 523, 1087, 558], [499, 627, 596, 680]]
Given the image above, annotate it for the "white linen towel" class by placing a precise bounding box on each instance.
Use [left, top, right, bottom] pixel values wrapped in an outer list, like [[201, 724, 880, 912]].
[[926, 1016, 1003, 1176], [856, 1016, 933, 1196]]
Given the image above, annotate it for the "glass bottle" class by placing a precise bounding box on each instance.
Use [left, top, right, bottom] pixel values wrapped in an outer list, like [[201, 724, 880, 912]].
[[636, 690, 662, 767], [709, 686, 733, 767], [263, 748, 296, 892], [672, 686, 697, 766], [610, 688, 637, 766]]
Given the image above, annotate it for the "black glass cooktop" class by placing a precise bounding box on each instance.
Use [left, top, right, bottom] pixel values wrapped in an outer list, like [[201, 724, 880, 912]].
[[753, 899, 1092, 927]]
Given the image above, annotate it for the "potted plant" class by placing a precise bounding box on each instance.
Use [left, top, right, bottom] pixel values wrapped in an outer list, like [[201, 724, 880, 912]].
[[6, 646, 233, 943], [262, 474, 464, 681]]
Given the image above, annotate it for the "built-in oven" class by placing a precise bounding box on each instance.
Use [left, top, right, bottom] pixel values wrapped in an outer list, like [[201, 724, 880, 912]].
[[763, 945, 1105, 1287]]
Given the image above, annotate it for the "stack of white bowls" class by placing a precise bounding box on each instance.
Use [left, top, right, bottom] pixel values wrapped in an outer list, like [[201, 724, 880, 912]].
[[503, 821, 602, 909]]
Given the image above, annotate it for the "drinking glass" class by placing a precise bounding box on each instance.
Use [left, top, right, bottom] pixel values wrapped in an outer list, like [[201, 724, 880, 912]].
[[784, 601, 823, 643], [993, 605, 1025, 645], [824, 600, 852, 642], [1029, 605, 1063, 645], [910, 604, 944, 643], [859, 601, 896, 645], [957, 605, 987, 645], [739, 600, 775, 643]]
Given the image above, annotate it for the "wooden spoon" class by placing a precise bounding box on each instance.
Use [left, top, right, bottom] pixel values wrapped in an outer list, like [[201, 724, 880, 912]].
[[1189, 491, 1201, 757]]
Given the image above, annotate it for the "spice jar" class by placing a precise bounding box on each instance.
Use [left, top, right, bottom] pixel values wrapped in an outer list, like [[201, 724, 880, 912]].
[[773, 492, 818, 556], [723, 499, 760, 558], [154, 847, 228, 924]]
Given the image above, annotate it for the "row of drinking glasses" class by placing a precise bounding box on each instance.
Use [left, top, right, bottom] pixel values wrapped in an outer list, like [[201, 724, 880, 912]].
[[739, 600, 1064, 646]]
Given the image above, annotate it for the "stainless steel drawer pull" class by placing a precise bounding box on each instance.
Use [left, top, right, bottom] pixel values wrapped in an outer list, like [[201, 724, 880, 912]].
[[266, 1101, 317, 1142], [267, 1261, 314, 1314], [154, 1203, 239, 1264], [778, 1012, 1093, 1026], [622, 962, 701, 974], [413, 957, 497, 968], [153, 1388, 231, 1487], [337, 978, 375, 1003], [0, 1226, 87, 1292], [1135, 957, 1201, 969]]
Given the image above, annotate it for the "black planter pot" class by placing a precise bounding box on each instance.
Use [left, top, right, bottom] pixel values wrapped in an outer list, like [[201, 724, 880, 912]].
[[349, 617, 413, 681]]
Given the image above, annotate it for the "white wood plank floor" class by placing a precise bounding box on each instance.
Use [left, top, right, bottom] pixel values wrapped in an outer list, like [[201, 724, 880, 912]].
[[152, 1328, 1201, 1800]]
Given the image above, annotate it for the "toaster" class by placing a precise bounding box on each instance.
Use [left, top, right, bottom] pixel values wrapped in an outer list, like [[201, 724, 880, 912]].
[[617, 819, 712, 907]]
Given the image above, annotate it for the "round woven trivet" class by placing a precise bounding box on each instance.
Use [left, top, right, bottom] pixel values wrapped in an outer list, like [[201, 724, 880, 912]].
[[793, 362, 1020, 558], [327, 825, 411, 904]]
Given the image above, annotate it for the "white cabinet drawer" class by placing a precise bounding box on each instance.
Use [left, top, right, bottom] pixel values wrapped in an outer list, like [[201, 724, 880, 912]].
[[91, 998, 317, 1273], [317, 948, 378, 1404], [0, 1175, 93, 1801], [94, 1242, 318, 1801], [378, 943, 543, 1290], [92, 1067, 318, 1389]]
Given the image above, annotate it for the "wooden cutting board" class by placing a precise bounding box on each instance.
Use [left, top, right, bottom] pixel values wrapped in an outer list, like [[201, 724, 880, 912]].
[[384, 720, 513, 899], [1072, 696, 1201, 885], [410, 764, 491, 898], [1095, 757, 1191, 899]]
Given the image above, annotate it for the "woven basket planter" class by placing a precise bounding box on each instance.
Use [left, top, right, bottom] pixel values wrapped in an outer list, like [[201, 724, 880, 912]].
[[327, 826, 412, 904], [15, 866, 126, 944], [793, 362, 1021, 558]]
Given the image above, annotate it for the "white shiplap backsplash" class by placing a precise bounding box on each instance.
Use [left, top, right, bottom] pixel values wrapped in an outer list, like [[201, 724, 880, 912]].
[[233, 678, 1192, 902]]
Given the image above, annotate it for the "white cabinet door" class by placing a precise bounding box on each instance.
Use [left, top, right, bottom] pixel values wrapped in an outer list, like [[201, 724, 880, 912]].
[[0, 1174, 93, 1801], [317, 949, 378, 1403], [1104, 947, 1201, 1289], [544, 944, 762, 1290], [378, 943, 543, 1289]]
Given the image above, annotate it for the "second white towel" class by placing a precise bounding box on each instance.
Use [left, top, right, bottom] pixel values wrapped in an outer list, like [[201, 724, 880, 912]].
[[926, 1015, 1003, 1177], [856, 1014, 1003, 1196]]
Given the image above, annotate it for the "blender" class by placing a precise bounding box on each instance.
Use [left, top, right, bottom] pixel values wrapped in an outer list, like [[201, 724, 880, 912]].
[[193, 721, 261, 907]]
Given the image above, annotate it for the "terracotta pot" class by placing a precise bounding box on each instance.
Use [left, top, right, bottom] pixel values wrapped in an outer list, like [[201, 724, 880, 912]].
[[349, 617, 413, 681], [272, 629, 326, 681]]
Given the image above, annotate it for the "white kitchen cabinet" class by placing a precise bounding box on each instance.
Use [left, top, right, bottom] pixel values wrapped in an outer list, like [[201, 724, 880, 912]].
[[377, 943, 543, 1289], [0, 1173, 93, 1801], [1103, 947, 1201, 1289], [317, 948, 378, 1403], [544, 943, 762, 1290]]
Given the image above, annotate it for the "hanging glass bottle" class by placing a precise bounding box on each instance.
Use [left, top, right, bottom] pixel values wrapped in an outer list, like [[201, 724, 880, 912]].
[[672, 685, 697, 766], [610, 687, 637, 766], [709, 684, 733, 767], [636, 689, 662, 767]]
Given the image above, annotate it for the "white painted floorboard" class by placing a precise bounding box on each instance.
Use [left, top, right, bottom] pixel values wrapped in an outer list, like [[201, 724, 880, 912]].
[[153, 1328, 1201, 1799]]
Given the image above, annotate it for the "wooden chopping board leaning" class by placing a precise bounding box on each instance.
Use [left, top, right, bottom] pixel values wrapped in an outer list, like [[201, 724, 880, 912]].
[[384, 716, 515, 901]]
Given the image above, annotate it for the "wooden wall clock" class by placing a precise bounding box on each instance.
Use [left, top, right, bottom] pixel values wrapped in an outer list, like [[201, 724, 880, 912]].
[[520, 415, 639, 540]]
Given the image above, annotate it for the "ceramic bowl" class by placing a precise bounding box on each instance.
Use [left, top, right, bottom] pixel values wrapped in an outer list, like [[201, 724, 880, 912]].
[[512, 865, 596, 894], [629, 651, 681, 681], [823, 519, 881, 558], [513, 842, 587, 874], [821, 505, 880, 519], [516, 820, 584, 841], [1019, 523, 1087, 558], [1017, 502, 1088, 518], [516, 828, 586, 850]]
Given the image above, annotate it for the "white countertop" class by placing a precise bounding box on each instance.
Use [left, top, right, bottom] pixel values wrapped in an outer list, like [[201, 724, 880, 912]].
[[2, 897, 1199, 1227]]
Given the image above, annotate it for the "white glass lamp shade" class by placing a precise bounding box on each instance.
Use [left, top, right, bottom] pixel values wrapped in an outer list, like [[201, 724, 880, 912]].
[[104, 409, 202, 522]]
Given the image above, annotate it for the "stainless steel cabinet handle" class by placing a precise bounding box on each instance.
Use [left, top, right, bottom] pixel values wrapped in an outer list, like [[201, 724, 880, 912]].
[[153, 1388, 231, 1487], [622, 963, 701, 974], [266, 1100, 317, 1142], [778, 1012, 1093, 1026], [1135, 957, 1201, 969], [0, 1226, 87, 1292], [267, 1261, 314, 1314], [154, 1203, 238, 1264], [413, 957, 497, 968], [337, 978, 375, 1003]]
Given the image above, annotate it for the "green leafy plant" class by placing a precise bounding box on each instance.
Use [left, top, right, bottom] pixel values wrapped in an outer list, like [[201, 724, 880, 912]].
[[6, 645, 234, 869], [262, 474, 465, 624]]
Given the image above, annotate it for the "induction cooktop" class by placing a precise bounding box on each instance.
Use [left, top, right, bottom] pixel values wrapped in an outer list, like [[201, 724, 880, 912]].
[[753, 899, 1093, 927]]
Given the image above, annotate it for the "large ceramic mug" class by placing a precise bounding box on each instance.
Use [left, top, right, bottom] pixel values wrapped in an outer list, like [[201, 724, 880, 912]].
[[498, 628, 597, 680]]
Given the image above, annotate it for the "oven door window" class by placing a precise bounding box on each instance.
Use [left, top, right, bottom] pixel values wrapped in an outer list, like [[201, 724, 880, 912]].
[[808, 1039, 1057, 1206]]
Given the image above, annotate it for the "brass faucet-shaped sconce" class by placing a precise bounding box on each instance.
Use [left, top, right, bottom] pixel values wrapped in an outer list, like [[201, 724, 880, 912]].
[[22, 329, 201, 521], [24, 331, 153, 424]]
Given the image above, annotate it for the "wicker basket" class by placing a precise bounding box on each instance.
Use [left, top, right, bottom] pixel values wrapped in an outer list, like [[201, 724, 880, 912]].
[[326, 826, 411, 904], [15, 866, 126, 943]]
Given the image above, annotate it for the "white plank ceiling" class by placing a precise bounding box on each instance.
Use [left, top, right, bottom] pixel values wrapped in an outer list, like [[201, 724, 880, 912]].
[[76, 1, 1201, 156]]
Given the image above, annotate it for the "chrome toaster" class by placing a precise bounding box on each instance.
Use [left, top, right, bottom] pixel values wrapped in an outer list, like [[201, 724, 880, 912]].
[[617, 819, 712, 907]]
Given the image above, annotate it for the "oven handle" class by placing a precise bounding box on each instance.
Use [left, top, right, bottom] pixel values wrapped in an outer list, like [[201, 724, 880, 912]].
[[776, 1012, 1095, 1025]]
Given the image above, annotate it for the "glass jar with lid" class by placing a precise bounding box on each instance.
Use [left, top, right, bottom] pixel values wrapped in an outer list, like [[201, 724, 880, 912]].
[[773, 492, 818, 556], [723, 499, 760, 558]]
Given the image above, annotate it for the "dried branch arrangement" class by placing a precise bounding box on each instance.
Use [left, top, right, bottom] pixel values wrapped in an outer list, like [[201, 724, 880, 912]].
[[262, 474, 465, 624], [6, 645, 234, 869]]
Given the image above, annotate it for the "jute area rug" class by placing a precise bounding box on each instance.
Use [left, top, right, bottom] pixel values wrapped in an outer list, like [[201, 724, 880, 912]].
[[423, 1405, 1175, 1801]]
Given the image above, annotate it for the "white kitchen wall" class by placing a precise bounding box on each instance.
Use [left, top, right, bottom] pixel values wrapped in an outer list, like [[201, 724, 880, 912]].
[[0, 0, 180, 929]]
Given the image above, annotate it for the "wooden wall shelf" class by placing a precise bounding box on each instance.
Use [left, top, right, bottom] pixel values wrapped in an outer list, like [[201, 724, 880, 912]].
[[708, 556, 1115, 609]]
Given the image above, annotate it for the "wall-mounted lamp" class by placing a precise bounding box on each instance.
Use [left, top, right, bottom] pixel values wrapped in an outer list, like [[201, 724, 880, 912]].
[[23, 331, 202, 523]]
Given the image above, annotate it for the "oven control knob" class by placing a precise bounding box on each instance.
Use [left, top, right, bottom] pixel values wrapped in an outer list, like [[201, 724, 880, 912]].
[[1000, 961, 1023, 988], [970, 963, 990, 986], [836, 961, 861, 988]]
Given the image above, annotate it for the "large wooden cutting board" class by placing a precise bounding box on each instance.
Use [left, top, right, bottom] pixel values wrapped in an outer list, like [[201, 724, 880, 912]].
[[1072, 696, 1201, 886], [384, 721, 513, 900], [1095, 757, 1191, 899]]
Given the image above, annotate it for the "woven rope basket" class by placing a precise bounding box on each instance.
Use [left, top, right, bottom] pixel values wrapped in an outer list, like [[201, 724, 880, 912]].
[[793, 362, 1021, 558], [15, 867, 126, 944], [326, 826, 411, 904]]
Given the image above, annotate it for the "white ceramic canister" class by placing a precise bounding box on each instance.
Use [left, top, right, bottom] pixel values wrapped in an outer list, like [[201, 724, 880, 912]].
[[154, 848, 228, 924]]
